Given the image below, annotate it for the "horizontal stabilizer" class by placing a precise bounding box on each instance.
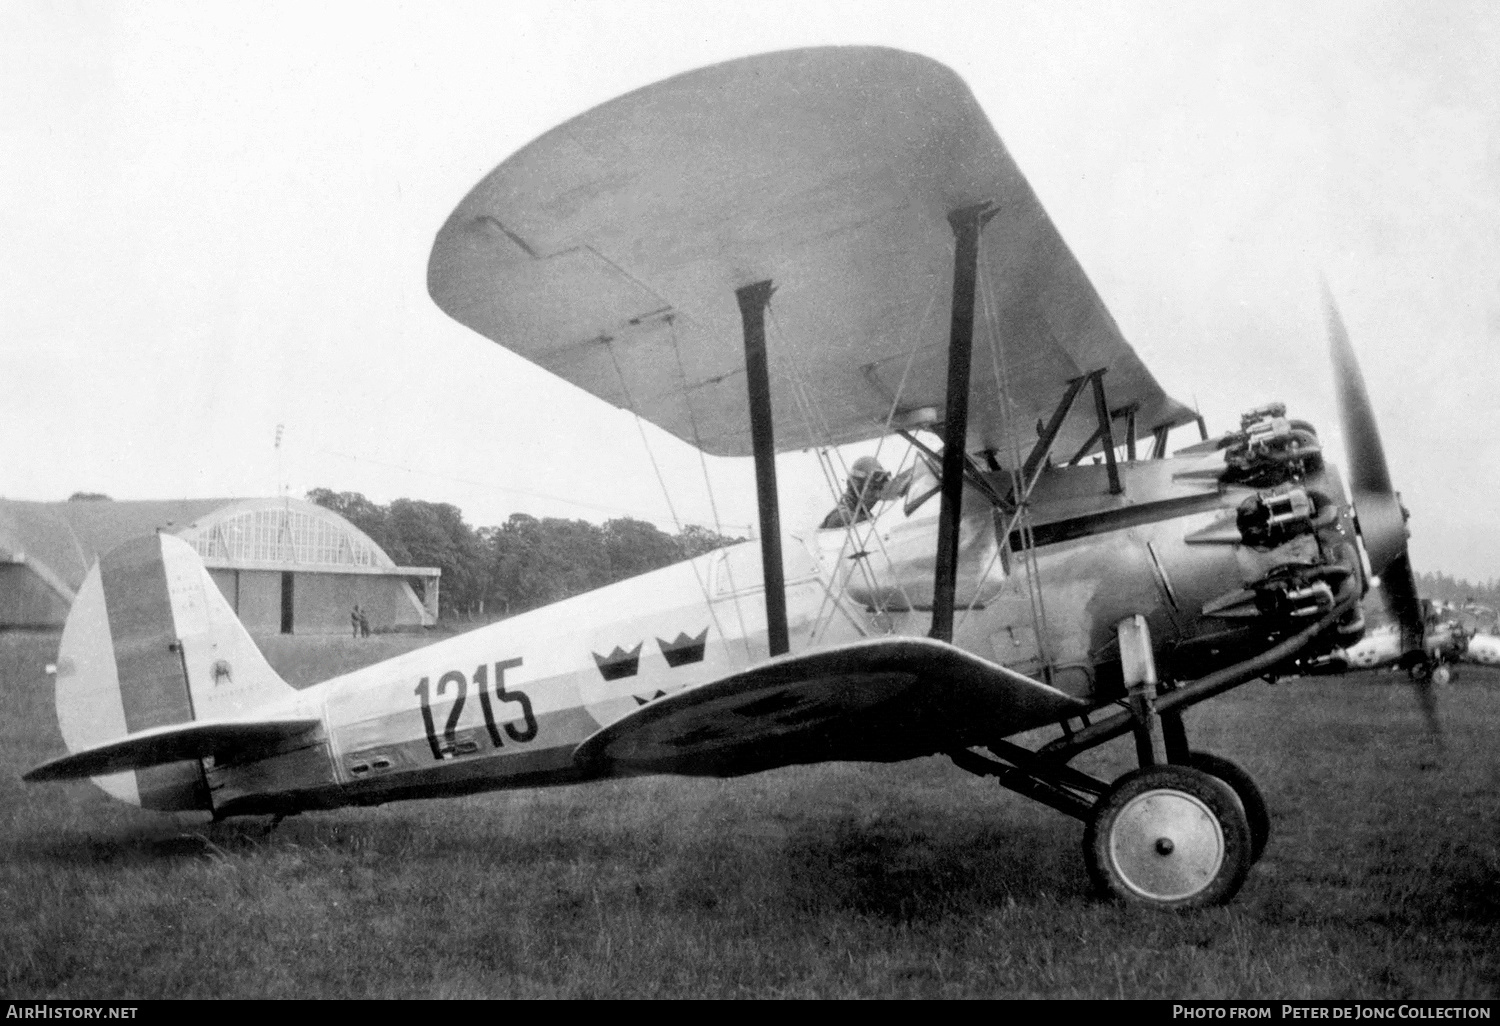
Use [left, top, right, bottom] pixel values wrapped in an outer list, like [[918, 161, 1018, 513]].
[[574, 637, 1087, 777], [23, 718, 321, 782]]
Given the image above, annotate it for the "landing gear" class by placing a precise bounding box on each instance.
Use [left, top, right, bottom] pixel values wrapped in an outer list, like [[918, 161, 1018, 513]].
[[1404, 654, 1446, 736], [1409, 657, 1452, 688], [1083, 765, 1253, 910], [957, 617, 1278, 909]]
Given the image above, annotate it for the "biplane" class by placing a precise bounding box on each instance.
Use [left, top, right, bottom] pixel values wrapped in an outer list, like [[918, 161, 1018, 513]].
[[1303, 593, 1468, 684], [25, 47, 1430, 910]]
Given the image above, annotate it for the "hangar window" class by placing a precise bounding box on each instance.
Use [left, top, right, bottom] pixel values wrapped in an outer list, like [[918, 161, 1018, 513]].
[[193, 506, 384, 569]]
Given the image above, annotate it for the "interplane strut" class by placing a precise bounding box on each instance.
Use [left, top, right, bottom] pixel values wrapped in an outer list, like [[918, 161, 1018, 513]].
[[736, 280, 788, 657], [931, 202, 996, 643]]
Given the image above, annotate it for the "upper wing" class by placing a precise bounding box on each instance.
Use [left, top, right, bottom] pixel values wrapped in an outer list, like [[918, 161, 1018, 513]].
[[572, 636, 1087, 777], [429, 46, 1194, 460]]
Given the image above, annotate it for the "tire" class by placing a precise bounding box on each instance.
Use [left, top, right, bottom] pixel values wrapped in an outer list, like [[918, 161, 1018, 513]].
[[1183, 751, 1271, 864], [1084, 765, 1253, 910]]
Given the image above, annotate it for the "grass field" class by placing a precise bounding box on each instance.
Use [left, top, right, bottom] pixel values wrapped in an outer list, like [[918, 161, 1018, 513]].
[[1, 629, 1497, 998]]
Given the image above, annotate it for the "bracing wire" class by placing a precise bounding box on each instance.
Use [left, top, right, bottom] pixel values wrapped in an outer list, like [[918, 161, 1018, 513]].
[[969, 241, 1054, 676], [854, 284, 939, 483], [806, 447, 862, 637], [764, 307, 837, 456], [759, 302, 916, 645], [766, 296, 936, 635], [959, 241, 1021, 623], [840, 286, 940, 626], [756, 305, 862, 645], [984, 302, 1050, 651], [665, 317, 754, 663], [764, 308, 882, 641], [603, 338, 737, 654], [812, 444, 924, 635]]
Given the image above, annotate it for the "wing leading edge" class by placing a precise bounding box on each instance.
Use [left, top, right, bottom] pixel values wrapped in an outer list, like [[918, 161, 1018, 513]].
[[429, 46, 1195, 461], [573, 637, 1088, 777]]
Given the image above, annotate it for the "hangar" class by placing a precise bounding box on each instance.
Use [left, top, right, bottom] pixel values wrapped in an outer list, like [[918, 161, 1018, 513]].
[[0, 497, 439, 633]]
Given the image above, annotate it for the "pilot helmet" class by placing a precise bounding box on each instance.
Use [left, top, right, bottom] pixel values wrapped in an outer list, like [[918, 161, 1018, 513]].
[[850, 456, 884, 482]]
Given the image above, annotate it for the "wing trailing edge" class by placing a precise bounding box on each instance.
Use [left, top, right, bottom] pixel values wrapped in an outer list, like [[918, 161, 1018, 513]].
[[23, 718, 322, 783], [573, 636, 1087, 777]]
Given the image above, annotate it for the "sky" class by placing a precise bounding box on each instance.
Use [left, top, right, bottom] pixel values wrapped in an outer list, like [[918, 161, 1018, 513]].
[[3, 1, 1497, 581]]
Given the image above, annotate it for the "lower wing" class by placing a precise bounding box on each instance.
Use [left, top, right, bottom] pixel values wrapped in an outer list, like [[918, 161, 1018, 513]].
[[574, 636, 1088, 777]]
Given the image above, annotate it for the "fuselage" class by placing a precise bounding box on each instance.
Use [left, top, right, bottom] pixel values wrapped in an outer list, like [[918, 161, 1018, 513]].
[[1465, 633, 1500, 665], [203, 423, 1367, 818]]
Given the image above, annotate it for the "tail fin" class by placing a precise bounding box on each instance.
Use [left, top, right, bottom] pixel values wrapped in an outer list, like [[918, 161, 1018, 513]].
[[49, 533, 296, 809]]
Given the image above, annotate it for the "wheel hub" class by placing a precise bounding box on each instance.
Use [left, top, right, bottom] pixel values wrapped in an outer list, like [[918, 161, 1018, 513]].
[[1108, 788, 1226, 902]]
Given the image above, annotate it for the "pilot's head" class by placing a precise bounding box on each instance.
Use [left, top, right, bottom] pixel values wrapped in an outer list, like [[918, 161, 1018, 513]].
[[850, 456, 887, 490]]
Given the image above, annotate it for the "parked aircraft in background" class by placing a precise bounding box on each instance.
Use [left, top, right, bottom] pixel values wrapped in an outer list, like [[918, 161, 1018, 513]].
[[1302, 591, 1466, 684], [1446, 601, 1500, 666], [25, 48, 1431, 910], [1464, 633, 1500, 665]]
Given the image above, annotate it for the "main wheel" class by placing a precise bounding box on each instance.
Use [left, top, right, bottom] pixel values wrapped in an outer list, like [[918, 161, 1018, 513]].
[[1183, 751, 1271, 864], [1084, 765, 1253, 910]]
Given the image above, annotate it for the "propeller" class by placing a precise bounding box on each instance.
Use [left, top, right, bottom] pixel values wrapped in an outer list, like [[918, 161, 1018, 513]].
[[1324, 284, 1437, 733]]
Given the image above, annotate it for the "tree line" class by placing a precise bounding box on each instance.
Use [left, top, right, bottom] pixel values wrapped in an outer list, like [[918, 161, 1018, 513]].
[[66, 491, 1500, 620], [306, 489, 741, 620], [1415, 570, 1500, 610]]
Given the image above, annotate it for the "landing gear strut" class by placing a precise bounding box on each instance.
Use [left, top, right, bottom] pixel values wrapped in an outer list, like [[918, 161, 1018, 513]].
[[952, 614, 1301, 910], [1083, 617, 1259, 907], [958, 571, 1370, 909], [952, 738, 1265, 910]]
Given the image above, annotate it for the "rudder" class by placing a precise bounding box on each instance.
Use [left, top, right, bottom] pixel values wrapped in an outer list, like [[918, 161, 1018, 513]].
[[53, 533, 295, 810]]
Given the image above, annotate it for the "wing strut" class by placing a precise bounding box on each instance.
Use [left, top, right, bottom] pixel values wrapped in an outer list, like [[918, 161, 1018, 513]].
[[1061, 374, 1127, 495], [736, 279, 789, 657], [1021, 374, 1092, 483], [931, 202, 996, 643], [1151, 424, 1171, 459], [1091, 376, 1123, 493]]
